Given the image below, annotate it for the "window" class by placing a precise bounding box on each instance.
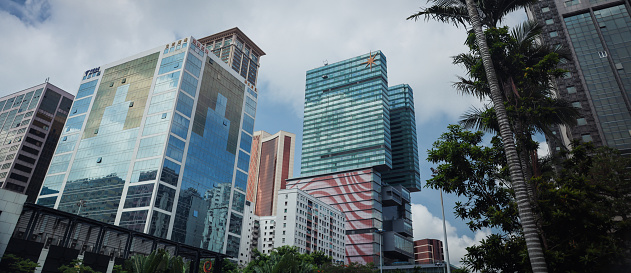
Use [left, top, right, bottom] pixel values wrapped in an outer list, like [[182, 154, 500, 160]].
[[563, 72, 572, 79], [546, 19, 554, 25], [572, 102, 582, 108], [582, 134, 593, 142], [567, 86, 577, 94], [542, 7, 550, 12], [577, 118, 587, 125], [549, 31, 558, 37]]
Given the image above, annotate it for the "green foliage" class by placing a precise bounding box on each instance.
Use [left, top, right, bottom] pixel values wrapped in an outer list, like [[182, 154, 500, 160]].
[[124, 249, 189, 273], [315, 262, 377, 273], [0, 254, 40, 273], [430, 126, 631, 272], [242, 246, 350, 273], [57, 259, 100, 273]]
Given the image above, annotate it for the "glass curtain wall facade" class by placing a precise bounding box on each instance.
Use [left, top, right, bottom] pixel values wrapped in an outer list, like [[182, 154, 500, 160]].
[[36, 35, 261, 257], [291, 51, 418, 265], [527, 0, 631, 155], [381, 84, 421, 192], [301, 51, 392, 177], [0, 82, 74, 202]]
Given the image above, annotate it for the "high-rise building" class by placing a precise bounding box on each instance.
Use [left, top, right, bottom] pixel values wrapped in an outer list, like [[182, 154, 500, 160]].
[[245, 130, 295, 216], [36, 30, 263, 257], [414, 239, 444, 264], [0, 82, 73, 202], [288, 51, 419, 265], [300, 51, 392, 177], [238, 188, 346, 264], [526, 0, 631, 155], [198, 27, 265, 88], [382, 84, 421, 191]]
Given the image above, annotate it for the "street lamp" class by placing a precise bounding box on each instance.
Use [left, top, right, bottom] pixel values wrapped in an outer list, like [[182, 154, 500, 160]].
[[76, 200, 87, 216], [375, 228, 384, 273]]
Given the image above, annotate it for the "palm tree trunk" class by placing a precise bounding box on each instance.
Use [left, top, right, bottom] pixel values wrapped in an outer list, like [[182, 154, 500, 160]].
[[463, 0, 549, 272]]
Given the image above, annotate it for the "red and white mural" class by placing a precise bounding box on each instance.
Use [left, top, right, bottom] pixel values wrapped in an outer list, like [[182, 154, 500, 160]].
[[286, 168, 380, 264]]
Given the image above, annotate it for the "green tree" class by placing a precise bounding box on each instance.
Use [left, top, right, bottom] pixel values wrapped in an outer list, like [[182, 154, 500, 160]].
[[124, 249, 189, 273], [0, 254, 40, 273], [410, 0, 550, 269], [429, 126, 631, 272], [58, 259, 100, 273]]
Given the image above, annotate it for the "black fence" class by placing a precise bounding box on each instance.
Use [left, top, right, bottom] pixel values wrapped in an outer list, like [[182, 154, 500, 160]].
[[4, 203, 228, 273]]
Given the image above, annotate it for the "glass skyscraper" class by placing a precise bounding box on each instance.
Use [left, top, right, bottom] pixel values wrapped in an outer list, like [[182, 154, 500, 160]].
[[527, 0, 631, 155], [301, 51, 392, 176], [288, 51, 419, 265], [36, 30, 264, 257]]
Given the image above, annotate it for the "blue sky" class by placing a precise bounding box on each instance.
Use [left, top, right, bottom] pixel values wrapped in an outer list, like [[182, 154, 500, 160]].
[[0, 0, 538, 265]]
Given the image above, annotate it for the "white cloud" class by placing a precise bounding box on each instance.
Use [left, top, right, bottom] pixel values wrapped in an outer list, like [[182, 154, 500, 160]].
[[537, 141, 550, 158], [412, 203, 491, 267]]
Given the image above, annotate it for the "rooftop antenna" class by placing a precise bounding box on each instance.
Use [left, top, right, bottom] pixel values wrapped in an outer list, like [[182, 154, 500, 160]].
[[45, 77, 49, 83], [323, 59, 328, 66]]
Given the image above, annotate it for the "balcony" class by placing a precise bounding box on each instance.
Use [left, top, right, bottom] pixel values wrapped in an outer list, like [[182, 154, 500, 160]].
[[382, 231, 414, 259], [391, 219, 413, 237], [382, 186, 402, 206]]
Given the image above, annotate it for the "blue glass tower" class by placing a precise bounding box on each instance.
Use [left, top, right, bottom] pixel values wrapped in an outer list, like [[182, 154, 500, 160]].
[[36, 33, 264, 257], [301, 51, 392, 176]]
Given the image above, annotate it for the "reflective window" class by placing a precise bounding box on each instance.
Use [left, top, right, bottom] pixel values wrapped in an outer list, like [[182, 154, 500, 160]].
[[147, 91, 176, 115], [47, 153, 73, 174], [63, 115, 86, 134], [76, 80, 98, 100], [158, 52, 185, 75], [131, 158, 161, 183], [160, 159, 181, 186], [577, 118, 587, 125], [235, 170, 247, 192], [567, 86, 577, 93], [69, 97, 92, 117], [229, 212, 243, 234], [175, 93, 194, 118], [36, 196, 57, 207], [55, 133, 79, 154], [245, 96, 256, 117], [143, 113, 171, 136], [119, 210, 148, 232], [226, 235, 241, 258], [136, 134, 167, 159], [166, 135, 185, 162], [185, 53, 202, 78], [149, 211, 170, 238], [232, 191, 245, 213], [154, 71, 181, 94], [181, 72, 198, 97], [155, 184, 176, 211], [171, 113, 190, 139], [239, 132, 252, 152], [39, 174, 65, 195], [124, 184, 154, 208], [237, 150, 250, 172], [242, 114, 254, 135]]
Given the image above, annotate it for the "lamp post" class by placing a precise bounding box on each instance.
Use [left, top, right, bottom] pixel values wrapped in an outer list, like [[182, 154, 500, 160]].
[[440, 189, 451, 273], [76, 200, 87, 216], [375, 228, 384, 273]]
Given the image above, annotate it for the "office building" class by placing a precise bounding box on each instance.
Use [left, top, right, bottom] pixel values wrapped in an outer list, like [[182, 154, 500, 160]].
[[245, 130, 295, 216], [300, 51, 392, 177], [0, 82, 73, 202], [36, 29, 264, 257], [414, 239, 444, 264], [288, 51, 419, 265], [526, 0, 631, 155], [198, 27, 265, 88]]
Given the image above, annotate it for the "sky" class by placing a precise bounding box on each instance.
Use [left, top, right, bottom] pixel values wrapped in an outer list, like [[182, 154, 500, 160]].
[[0, 0, 538, 266]]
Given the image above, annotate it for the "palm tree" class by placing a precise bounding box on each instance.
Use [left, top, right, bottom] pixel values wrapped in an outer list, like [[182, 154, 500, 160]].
[[409, 0, 550, 271], [408, 0, 536, 28], [454, 22, 579, 182], [461, 2, 549, 272]]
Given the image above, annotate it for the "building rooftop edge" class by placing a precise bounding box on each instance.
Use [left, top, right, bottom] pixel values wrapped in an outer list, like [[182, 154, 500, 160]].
[[288, 166, 377, 181], [197, 27, 266, 56], [2, 82, 73, 100]]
